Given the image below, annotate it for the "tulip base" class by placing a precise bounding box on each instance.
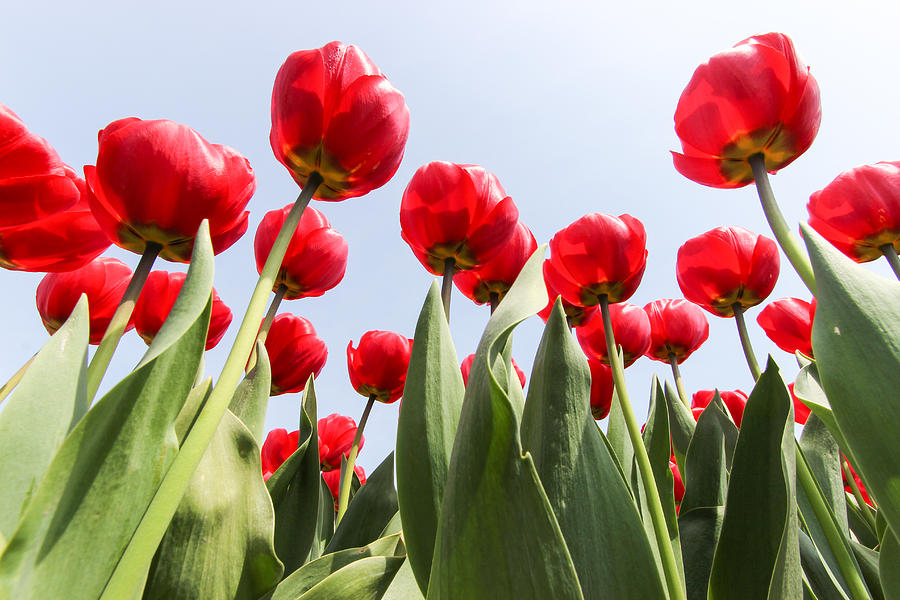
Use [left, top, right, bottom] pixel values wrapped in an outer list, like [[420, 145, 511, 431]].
[[336, 394, 375, 525]]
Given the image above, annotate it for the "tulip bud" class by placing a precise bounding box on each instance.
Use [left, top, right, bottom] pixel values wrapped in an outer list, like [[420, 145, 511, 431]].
[[264, 313, 328, 396], [347, 330, 413, 403]]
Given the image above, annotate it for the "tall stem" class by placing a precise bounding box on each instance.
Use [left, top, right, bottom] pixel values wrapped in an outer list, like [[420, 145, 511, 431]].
[[668, 353, 690, 408], [100, 174, 323, 600], [489, 291, 499, 314], [86, 242, 161, 400], [880, 244, 900, 281], [440, 257, 455, 322], [246, 283, 287, 373], [0, 354, 35, 406], [600, 295, 686, 600], [732, 303, 762, 381], [749, 154, 817, 294], [842, 459, 876, 530], [336, 394, 375, 525]]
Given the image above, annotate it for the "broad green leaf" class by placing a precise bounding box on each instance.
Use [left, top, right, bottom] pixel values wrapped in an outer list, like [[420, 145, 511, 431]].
[[326, 453, 398, 553], [850, 542, 885, 600], [0, 224, 214, 599], [311, 477, 335, 561], [847, 501, 879, 550], [881, 530, 900, 600], [799, 530, 851, 600], [803, 225, 900, 536], [382, 558, 425, 600], [379, 512, 402, 538], [293, 556, 404, 600], [520, 300, 667, 599], [708, 359, 801, 600], [427, 247, 584, 600], [664, 381, 695, 473], [395, 281, 464, 593], [0, 295, 89, 540], [229, 340, 272, 443], [793, 362, 849, 451], [143, 410, 282, 600], [174, 377, 211, 444], [607, 380, 634, 486]]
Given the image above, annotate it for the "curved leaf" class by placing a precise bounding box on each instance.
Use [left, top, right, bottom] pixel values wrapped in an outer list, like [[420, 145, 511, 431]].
[[326, 452, 398, 553], [229, 340, 272, 443]]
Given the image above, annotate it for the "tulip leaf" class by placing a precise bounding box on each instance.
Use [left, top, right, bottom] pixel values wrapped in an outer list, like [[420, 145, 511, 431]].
[[607, 378, 634, 486], [292, 556, 404, 600], [313, 477, 335, 559], [379, 511, 402, 538], [427, 246, 584, 600], [520, 300, 667, 599], [0, 295, 89, 541], [793, 362, 849, 451], [229, 340, 272, 443], [326, 452, 399, 553], [881, 530, 900, 600], [382, 558, 425, 600], [799, 530, 851, 600], [174, 378, 212, 444], [395, 281, 464, 594], [704, 392, 739, 472], [664, 381, 696, 472], [142, 409, 282, 600], [802, 225, 900, 539], [849, 542, 885, 600], [0, 223, 214, 599], [708, 358, 801, 600]]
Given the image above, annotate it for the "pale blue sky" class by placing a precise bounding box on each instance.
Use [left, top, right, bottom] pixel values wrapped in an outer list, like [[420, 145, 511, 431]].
[[2, 0, 899, 471]]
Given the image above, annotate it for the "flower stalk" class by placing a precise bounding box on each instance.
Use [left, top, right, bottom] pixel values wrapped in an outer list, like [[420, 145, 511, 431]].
[[441, 257, 455, 322], [336, 394, 375, 525], [668, 353, 690, 408], [246, 283, 288, 373], [842, 459, 876, 530], [732, 303, 762, 381]]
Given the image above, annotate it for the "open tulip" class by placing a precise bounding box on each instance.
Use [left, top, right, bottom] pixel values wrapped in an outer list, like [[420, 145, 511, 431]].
[[588, 358, 614, 420], [133, 271, 233, 351], [577, 302, 651, 367], [270, 41, 410, 200], [538, 261, 597, 327], [547, 213, 647, 306], [644, 299, 710, 363], [323, 465, 366, 501], [461, 353, 526, 388], [692, 389, 748, 427], [672, 33, 821, 188], [347, 330, 413, 403], [757, 297, 815, 357], [318, 414, 362, 472], [36, 257, 134, 344], [254, 204, 348, 299], [264, 313, 328, 396], [261, 428, 299, 481], [453, 221, 537, 307], [84, 117, 255, 262], [676, 226, 779, 317]]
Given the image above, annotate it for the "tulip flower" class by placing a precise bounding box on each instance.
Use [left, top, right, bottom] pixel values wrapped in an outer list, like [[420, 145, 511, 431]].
[[692, 389, 748, 428], [318, 413, 363, 472], [133, 271, 233, 351], [588, 358, 614, 420], [672, 33, 821, 189], [84, 117, 255, 263], [460, 353, 526, 389], [644, 299, 710, 364], [538, 260, 597, 328], [270, 41, 410, 200], [323, 465, 366, 501], [347, 330, 413, 404], [577, 302, 651, 367], [261, 428, 300, 481], [757, 297, 815, 357], [788, 383, 811, 425], [547, 213, 647, 306], [671, 461, 685, 505], [36, 257, 134, 344], [254, 204, 348, 300], [808, 161, 900, 278], [264, 313, 328, 396]]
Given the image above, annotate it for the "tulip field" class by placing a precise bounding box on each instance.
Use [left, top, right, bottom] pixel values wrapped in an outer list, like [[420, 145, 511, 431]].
[[0, 21, 899, 600]]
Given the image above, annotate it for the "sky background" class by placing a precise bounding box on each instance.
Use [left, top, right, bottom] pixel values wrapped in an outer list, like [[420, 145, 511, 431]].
[[2, 0, 899, 473]]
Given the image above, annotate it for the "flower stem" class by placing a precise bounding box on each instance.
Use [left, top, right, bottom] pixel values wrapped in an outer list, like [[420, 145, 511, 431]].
[[749, 154, 817, 295], [668, 353, 690, 408], [0, 354, 35, 406], [336, 394, 375, 525], [246, 283, 287, 373], [732, 303, 761, 381], [880, 244, 900, 281], [86, 242, 162, 400], [600, 295, 686, 600], [489, 291, 500, 314], [441, 257, 455, 322], [842, 459, 877, 530], [99, 174, 323, 600]]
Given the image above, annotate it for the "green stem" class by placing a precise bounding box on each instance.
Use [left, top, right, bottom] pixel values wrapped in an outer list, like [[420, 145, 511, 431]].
[[796, 445, 873, 600], [880, 244, 900, 281], [246, 283, 287, 373], [668, 353, 690, 409], [842, 459, 876, 530], [0, 354, 35, 406], [600, 295, 686, 600], [732, 303, 762, 381], [86, 242, 162, 400], [99, 173, 323, 600], [489, 291, 499, 314], [336, 394, 375, 525], [749, 154, 817, 295], [441, 257, 454, 323]]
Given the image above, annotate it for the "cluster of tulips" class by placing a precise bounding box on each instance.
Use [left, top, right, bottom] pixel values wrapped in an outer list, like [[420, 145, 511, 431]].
[[0, 29, 898, 600]]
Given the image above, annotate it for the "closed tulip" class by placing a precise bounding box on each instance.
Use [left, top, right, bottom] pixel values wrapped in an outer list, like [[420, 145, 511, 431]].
[[538, 261, 597, 327], [318, 414, 363, 472], [460, 353, 526, 388], [270, 41, 409, 200], [261, 428, 300, 481], [692, 389, 748, 428], [453, 221, 537, 306], [577, 302, 651, 367], [347, 330, 413, 403], [264, 313, 328, 396], [322, 465, 366, 501], [757, 297, 815, 357], [643, 299, 709, 364], [588, 358, 614, 420]]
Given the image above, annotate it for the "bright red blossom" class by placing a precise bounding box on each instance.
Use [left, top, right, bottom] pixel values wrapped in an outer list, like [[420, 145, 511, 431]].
[[36, 257, 134, 344], [453, 221, 536, 306], [460, 353, 526, 389], [757, 297, 815, 357], [318, 414, 362, 472], [577, 302, 651, 367], [692, 389, 748, 428], [671, 461, 685, 504], [643, 299, 710, 364], [347, 330, 413, 403], [270, 41, 410, 200], [588, 358, 614, 420], [264, 313, 328, 396], [538, 261, 598, 327], [323, 465, 366, 501], [673, 33, 821, 188], [261, 428, 299, 481], [788, 383, 811, 425]]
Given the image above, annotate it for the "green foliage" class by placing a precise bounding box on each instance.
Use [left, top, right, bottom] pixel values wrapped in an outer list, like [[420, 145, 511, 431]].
[[229, 341, 272, 443], [326, 453, 398, 553]]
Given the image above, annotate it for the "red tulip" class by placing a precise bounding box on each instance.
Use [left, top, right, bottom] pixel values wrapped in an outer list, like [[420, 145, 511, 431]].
[[322, 465, 367, 501], [676, 226, 779, 317], [671, 461, 685, 504], [691, 389, 748, 428], [84, 118, 255, 262], [577, 302, 650, 367], [347, 330, 413, 403], [35, 257, 134, 344], [643, 299, 710, 364], [264, 313, 328, 396], [133, 271, 233, 350], [672, 33, 821, 188], [400, 161, 519, 275], [757, 297, 815, 357], [547, 213, 647, 306], [538, 261, 598, 327], [788, 383, 811, 425], [318, 413, 362, 472], [261, 428, 300, 481], [270, 41, 410, 200], [588, 358, 614, 420], [453, 221, 537, 306], [460, 353, 526, 389], [807, 161, 900, 262], [254, 204, 348, 299]]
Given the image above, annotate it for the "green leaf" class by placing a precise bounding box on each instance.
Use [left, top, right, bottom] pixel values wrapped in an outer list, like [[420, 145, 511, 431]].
[[520, 300, 667, 599], [427, 246, 584, 600], [799, 530, 851, 600], [174, 377, 211, 444], [229, 340, 272, 443], [0, 295, 89, 540], [382, 558, 425, 600], [803, 224, 900, 537], [0, 224, 214, 599], [395, 281, 464, 593], [143, 410, 282, 600], [664, 381, 696, 473], [708, 358, 801, 600], [326, 452, 399, 553], [379, 512, 402, 538], [881, 530, 900, 600], [313, 477, 335, 559], [607, 381, 634, 486], [793, 362, 849, 451], [850, 542, 885, 600]]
